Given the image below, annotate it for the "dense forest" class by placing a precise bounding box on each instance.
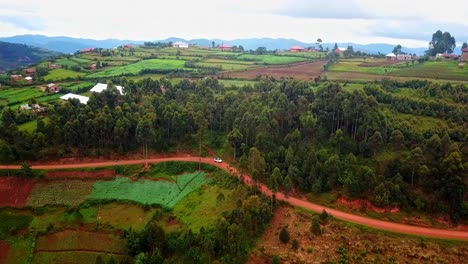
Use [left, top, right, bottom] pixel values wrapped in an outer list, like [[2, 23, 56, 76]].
[[0, 77, 466, 222]]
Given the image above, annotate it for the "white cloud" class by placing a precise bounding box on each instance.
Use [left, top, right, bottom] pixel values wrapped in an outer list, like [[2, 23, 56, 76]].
[[0, 0, 466, 47]]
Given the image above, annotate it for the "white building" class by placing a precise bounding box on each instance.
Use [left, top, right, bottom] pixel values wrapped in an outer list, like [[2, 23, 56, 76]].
[[172, 41, 189, 48], [60, 93, 90, 104], [90, 83, 125, 95]]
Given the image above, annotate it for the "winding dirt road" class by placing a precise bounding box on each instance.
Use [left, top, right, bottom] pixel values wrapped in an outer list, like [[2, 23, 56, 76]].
[[1, 156, 467, 240]]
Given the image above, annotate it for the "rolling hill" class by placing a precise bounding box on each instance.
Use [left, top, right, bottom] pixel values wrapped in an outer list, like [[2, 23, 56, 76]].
[[0, 41, 60, 72], [0, 34, 428, 55]]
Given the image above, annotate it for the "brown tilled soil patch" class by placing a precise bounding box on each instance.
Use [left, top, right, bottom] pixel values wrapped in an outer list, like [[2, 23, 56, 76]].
[[0, 177, 35, 207], [249, 207, 468, 264], [221, 61, 326, 80], [46, 169, 116, 180], [0, 240, 10, 263]]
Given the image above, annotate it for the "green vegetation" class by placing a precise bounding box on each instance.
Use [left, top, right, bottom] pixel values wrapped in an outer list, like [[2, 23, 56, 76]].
[[237, 54, 307, 64], [0, 211, 32, 239], [90, 173, 209, 209], [87, 59, 188, 78], [174, 185, 235, 231], [44, 69, 84, 81], [27, 180, 94, 207]]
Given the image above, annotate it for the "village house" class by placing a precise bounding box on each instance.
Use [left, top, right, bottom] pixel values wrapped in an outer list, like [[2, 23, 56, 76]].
[[23, 68, 36, 75], [396, 54, 412, 61], [335, 47, 346, 54], [219, 44, 233, 51], [90, 83, 125, 95], [290, 45, 304, 52], [90, 64, 97, 71], [436, 53, 459, 60], [386, 53, 397, 61], [10, 75, 24, 84], [80, 48, 96, 53], [461, 48, 468, 61], [60, 93, 90, 104], [45, 83, 60, 93], [48, 63, 61, 69], [19, 103, 46, 113], [24, 77, 33, 83], [172, 41, 189, 48]]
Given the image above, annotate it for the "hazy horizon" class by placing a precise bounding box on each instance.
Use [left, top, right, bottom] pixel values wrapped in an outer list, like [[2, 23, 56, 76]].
[[1, 0, 467, 48]]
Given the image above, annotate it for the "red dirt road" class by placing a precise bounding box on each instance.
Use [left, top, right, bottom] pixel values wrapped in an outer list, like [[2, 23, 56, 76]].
[[1, 157, 467, 240]]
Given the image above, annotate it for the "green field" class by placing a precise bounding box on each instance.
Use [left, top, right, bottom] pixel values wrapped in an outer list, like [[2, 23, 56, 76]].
[[27, 180, 94, 207], [3, 236, 35, 264], [87, 59, 188, 78], [81, 203, 156, 231], [237, 54, 308, 64], [61, 81, 94, 91], [392, 61, 468, 81], [0, 88, 44, 106], [44, 69, 84, 81], [174, 185, 235, 231], [90, 172, 209, 208], [55, 58, 92, 67]]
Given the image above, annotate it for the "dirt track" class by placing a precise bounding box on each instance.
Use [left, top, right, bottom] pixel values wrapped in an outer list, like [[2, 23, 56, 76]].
[[1, 156, 467, 240]]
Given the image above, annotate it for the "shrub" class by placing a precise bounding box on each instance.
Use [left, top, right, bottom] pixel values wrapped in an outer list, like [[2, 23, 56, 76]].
[[320, 209, 329, 223], [272, 255, 281, 264], [292, 239, 299, 251], [279, 227, 290, 243], [307, 246, 313, 253], [311, 218, 322, 236]]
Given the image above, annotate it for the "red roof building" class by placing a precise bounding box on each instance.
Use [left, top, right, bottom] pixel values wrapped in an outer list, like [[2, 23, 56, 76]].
[[219, 44, 233, 51], [10, 75, 23, 84], [290, 45, 304, 52], [462, 48, 468, 53], [80, 48, 96, 53], [23, 68, 36, 75]]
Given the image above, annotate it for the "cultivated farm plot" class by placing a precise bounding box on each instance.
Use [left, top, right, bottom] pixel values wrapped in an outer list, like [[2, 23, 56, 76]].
[[391, 61, 468, 81], [0, 87, 44, 106], [223, 61, 326, 80], [33, 230, 126, 264], [0, 177, 36, 207], [26, 180, 94, 207], [236, 54, 309, 65], [44, 69, 85, 81], [87, 59, 188, 78], [81, 203, 156, 231], [90, 172, 209, 209]]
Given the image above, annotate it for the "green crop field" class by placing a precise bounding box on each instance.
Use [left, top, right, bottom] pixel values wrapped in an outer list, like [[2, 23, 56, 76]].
[[55, 58, 92, 67], [237, 54, 308, 64], [30, 208, 67, 233], [174, 185, 235, 231], [86, 59, 188, 78], [61, 81, 94, 91], [81, 203, 156, 231], [90, 172, 209, 208], [0, 211, 32, 239], [44, 69, 84, 81], [329, 61, 403, 75], [280, 51, 327, 59], [3, 236, 34, 264], [391, 61, 468, 81], [195, 61, 254, 71], [27, 180, 94, 207], [0, 88, 44, 106]]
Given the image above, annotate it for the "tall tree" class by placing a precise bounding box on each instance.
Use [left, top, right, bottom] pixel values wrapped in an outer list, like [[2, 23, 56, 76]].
[[248, 147, 266, 181], [227, 128, 243, 161], [428, 30, 456, 55], [392, 44, 402, 55], [461, 42, 468, 52], [136, 116, 154, 167]]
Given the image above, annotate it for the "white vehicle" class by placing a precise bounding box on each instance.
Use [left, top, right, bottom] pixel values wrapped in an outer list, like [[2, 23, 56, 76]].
[[214, 157, 223, 163]]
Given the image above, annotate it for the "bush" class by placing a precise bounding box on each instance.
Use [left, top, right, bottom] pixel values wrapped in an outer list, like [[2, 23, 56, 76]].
[[307, 246, 313, 253], [292, 239, 299, 250], [319, 209, 329, 223], [279, 227, 290, 243], [311, 218, 322, 236], [272, 255, 281, 264]]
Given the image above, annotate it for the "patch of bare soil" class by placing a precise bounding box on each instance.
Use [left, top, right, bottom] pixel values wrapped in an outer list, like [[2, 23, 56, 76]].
[[220, 61, 326, 80], [338, 197, 400, 214], [0, 240, 10, 263], [46, 169, 116, 180], [249, 207, 468, 264]]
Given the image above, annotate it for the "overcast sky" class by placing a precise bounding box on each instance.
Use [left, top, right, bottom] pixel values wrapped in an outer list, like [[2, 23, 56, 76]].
[[1, 0, 467, 48]]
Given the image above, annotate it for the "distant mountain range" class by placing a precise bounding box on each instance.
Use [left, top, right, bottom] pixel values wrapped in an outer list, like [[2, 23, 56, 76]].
[[0, 41, 60, 72], [0, 34, 428, 56]]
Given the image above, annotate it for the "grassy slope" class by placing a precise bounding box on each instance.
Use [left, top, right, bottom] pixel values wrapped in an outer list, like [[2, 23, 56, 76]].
[[87, 59, 188, 78]]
